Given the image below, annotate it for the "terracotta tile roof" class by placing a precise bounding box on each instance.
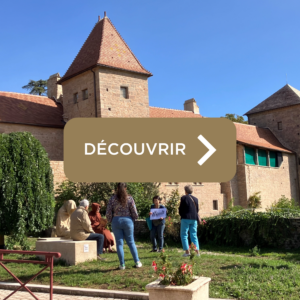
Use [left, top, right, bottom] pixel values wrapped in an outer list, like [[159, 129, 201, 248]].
[[149, 106, 203, 118], [59, 17, 152, 83], [0, 92, 64, 128], [235, 122, 292, 153], [245, 84, 300, 115]]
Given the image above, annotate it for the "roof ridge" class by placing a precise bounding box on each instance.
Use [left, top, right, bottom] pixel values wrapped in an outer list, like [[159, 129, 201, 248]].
[[150, 106, 195, 113], [233, 122, 256, 127], [62, 20, 103, 80], [0, 91, 50, 99], [105, 18, 151, 75]]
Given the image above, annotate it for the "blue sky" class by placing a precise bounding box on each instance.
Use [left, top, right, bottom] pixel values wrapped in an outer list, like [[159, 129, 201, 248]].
[[1, 0, 300, 118]]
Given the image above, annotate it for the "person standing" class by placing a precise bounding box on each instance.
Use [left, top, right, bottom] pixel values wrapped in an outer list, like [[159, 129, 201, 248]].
[[106, 183, 142, 270], [149, 196, 166, 252], [70, 199, 105, 260], [178, 185, 200, 257]]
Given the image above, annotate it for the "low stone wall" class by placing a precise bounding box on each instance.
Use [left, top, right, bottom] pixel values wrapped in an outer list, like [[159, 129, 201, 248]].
[[134, 219, 149, 238]]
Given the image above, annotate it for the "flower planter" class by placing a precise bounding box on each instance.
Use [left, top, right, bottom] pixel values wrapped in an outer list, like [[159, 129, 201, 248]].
[[146, 276, 211, 300]]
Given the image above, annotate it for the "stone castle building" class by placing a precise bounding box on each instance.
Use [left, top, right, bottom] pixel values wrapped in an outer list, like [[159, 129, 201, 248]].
[[0, 15, 299, 216]]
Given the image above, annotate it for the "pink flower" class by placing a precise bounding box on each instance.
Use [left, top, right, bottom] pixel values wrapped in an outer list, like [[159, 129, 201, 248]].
[[162, 249, 165, 253], [153, 265, 157, 271], [159, 273, 165, 278], [162, 266, 166, 271], [152, 261, 157, 267]]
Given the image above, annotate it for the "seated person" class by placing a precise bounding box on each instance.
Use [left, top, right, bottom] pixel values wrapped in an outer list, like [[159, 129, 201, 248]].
[[89, 203, 115, 253], [70, 199, 105, 260], [56, 200, 77, 238]]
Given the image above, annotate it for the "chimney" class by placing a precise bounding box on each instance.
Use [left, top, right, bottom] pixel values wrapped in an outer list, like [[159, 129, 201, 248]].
[[184, 98, 200, 114], [47, 73, 63, 102]]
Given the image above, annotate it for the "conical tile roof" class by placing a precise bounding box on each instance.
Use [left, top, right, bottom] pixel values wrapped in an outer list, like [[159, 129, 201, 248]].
[[59, 16, 152, 83], [245, 84, 300, 115]]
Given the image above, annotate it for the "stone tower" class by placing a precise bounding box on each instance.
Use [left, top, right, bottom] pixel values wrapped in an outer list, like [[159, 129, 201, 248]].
[[245, 84, 300, 190], [58, 14, 152, 121]]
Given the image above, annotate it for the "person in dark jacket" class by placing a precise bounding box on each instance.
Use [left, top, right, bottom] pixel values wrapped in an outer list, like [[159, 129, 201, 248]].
[[178, 185, 200, 257], [149, 196, 166, 252]]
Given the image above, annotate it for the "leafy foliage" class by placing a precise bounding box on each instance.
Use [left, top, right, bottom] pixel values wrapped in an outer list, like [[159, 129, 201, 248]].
[[249, 245, 260, 256], [55, 181, 160, 219], [222, 113, 248, 124], [268, 195, 300, 211], [221, 198, 244, 215], [152, 243, 197, 286], [22, 79, 47, 96], [248, 191, 262, 211], [0, 132, 54, 249], [165, 217, 181, 242], [198, 210, 300, 248], [164, 189, 181, 218]]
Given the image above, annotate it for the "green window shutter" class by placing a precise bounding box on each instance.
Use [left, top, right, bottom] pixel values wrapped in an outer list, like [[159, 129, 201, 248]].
[[245, 147, 256, 165], [269, 151, 278, 167], [258, 149, 268, 166]]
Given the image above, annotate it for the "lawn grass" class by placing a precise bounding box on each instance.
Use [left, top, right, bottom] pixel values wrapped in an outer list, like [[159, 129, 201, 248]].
[[1, 238, 300, 299]]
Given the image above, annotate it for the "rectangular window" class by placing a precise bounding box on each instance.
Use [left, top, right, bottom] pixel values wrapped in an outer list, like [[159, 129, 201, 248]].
[[269, 151, 278, 167], [120, 86, 128, 99], [73, 93, 78, 104], [213, 200, 218, 210], [245, 146, 256, 165], [278, 122, 282, 130], [258, 149, 268, 166], [82, 89, 88, 100]]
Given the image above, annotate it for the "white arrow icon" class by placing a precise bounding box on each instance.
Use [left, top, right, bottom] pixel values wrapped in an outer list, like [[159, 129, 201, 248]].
[[198, 135, 216, 166]]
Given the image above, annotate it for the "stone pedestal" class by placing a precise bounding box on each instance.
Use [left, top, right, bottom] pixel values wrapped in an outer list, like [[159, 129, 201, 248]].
[[36, 238, 97, 265], [146, 276, 211, 300]]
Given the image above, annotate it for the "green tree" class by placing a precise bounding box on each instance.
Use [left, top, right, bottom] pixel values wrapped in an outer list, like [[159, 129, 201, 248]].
[[222, 114, 248, 124], [0, 132, 55, 249], [22, 79, 47, 96]]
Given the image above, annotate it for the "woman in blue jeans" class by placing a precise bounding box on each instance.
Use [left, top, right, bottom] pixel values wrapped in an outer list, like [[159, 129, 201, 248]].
[[178, 185, 200, 257], [149, 196, 166, 252], [106, 182, 142, 270]]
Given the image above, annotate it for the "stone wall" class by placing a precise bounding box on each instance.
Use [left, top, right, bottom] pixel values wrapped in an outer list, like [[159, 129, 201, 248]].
[[160, 182, 226, 217], [0, 122, 66, 187], [222, 144, 298, 209], [98, 67, 150, 118], [0, 123, 63, 161], [61, 70, 97, 120]]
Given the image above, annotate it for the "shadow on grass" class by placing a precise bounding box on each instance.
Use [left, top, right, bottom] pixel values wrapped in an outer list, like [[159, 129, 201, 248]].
[[220, 263, 291, 270]]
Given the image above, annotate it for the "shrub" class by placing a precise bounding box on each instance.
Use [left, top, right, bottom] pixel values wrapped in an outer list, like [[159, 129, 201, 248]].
[[165, 189, 181, 218], [198, 209, 300, 248], [221, 198, 244, 215], [268, 195, 300, 211], [152, 243, 197, 286], [55, 181, 160, 219], [165, 217, 180, 242], [248, 191, 262, 211], [0, 132, 55, 249]]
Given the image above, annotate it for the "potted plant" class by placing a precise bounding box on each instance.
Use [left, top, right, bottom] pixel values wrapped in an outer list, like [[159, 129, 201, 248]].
[[146, 243, 211, 300]]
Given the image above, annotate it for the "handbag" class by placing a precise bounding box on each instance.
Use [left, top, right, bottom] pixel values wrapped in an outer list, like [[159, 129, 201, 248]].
[[188, 195, 201, 226], [146, 217, 152, 230]]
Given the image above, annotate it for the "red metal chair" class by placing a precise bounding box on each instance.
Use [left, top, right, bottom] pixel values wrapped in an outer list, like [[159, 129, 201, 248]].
[[0, 249, 61, 300]]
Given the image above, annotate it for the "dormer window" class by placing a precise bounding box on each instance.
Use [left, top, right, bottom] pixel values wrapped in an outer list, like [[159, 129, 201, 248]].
[[82, 89, 88, 100], [120, 86, 128, 99]]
